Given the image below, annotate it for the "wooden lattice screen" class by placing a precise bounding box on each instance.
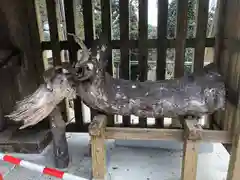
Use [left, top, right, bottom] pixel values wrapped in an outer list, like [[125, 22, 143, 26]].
[[37, 0, 217, 132]]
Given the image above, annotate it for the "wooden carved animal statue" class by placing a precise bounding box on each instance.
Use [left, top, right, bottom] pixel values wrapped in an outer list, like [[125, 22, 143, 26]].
[[6, 34, 226, 129]]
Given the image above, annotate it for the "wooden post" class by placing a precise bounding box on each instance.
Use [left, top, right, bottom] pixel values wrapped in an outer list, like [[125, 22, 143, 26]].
[[49, 106, 69, 169], [219, 0, 240, 179], [89, 115, 107, 180], [181, 118, 202, 180], [227, 133, 240, 180]]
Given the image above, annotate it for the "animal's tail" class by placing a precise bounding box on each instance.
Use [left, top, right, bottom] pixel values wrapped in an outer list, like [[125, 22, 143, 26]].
[[5, 84, 59, 129]]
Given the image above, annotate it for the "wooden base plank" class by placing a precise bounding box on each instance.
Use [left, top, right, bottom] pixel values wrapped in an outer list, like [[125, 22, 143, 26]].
[[105, 127, 231, 143]]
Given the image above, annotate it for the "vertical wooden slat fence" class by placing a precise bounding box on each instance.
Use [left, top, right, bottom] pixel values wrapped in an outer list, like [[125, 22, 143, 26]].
[[171, 0, 189, 129], [45, 0, 68, 123], [224, 0, 240, 179], [155, 0, 168, 128], [63, 0, 84, 130], [194, 0, 209, 72], [175, 0, 188, 78], [45, 0, 61, 66], [100, 0, 115, 127], [119, 0, 131, 127], [82, 0, 99, 126], [194, 0, 211, 128], [213, 0, 227, 130], [138, 0, 148, 128]]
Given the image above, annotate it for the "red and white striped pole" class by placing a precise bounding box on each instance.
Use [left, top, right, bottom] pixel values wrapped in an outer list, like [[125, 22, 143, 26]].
[[0, 153, 88, 180]]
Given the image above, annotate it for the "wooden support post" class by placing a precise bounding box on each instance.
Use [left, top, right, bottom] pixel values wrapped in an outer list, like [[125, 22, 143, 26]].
[[227, 133, 240, 180], [181, 118, 202, 180], [89, 115, 107, 180], [49, 106, 69, 169]]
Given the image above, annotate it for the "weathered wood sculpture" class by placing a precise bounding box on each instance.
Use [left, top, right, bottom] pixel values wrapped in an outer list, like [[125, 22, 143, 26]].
[[6, 34, 226, 128], [5, 34, 226, 169]]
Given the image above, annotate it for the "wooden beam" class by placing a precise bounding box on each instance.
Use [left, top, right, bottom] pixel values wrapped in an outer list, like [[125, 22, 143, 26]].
[[104, 127, 231, 143], [46, 0, 68, 124], [183, 119, 203, 141], [82, 0, 100, 124], [63, 0, 84, 128], [155, 0, 169, 128], [214, 0, 227, 71], [194, 0, 209, 72], [175, 0, 188, 78], [119, 0, 131, 127], [226, 0, 240, 175], [41, 38, 216, 50], [89, 115, 107, 180], [89, 115, 107, 136], [100, 0, 114, 127], [227, 134, 240, 180], [181, 140, 199, 180], [46, 0, 61, 66], [181, 118, 200, 180], [138, 0, 148, 128]]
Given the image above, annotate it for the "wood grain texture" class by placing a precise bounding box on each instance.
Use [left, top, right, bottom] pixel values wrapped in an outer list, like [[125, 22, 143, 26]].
[[49, 106, 69, 169], [119, 0, 131, 127], [138, 0, 148, 128], [175, 0, 188, 78], [89, 115, 107, 180], [46, 0, 68, 123], [100, 0, 114, 127], [82, 0, 99, 125], [181, 139, 199, 180], [194, 0, 209, 72], [64, 0, 83, 127], [155, 0, 169, 128]]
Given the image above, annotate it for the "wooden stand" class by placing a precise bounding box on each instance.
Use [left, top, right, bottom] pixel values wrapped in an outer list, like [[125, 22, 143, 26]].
[[181, 118, 202, 180], [89, 114, 232, 180], [88, 115, 107, 180]]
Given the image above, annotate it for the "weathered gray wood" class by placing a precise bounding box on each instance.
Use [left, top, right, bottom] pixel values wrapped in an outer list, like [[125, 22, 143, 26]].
[[75, 61, 225, 119], [7, 36, 226, 129], [49, 106, 69, 169]]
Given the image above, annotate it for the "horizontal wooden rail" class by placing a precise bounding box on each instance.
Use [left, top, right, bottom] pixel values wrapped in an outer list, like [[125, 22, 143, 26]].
[[104, 127, 232, 143], [41, 38, 215, 50]]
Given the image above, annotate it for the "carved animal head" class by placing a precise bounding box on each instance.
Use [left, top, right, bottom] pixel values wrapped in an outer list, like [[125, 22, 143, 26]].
[[67, 33, 107, 82]]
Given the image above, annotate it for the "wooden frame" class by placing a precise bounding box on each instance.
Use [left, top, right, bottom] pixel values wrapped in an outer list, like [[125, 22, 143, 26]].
[[89, 114, 232, 180]]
